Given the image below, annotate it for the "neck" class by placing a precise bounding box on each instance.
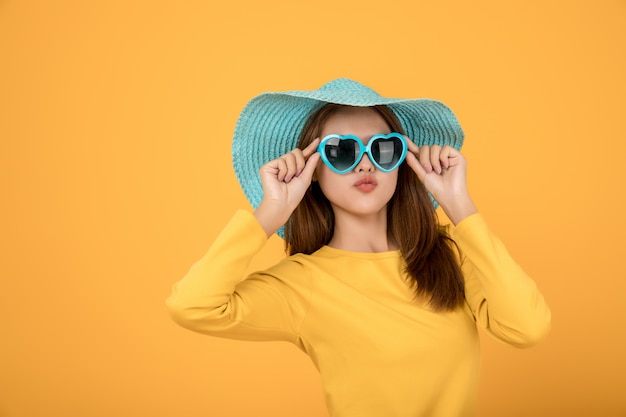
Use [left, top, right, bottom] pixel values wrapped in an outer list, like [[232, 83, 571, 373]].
[[328, 208, 397, 253]]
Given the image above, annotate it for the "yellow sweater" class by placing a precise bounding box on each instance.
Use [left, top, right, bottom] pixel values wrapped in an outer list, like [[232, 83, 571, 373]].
[[166, 211, 551, 417]]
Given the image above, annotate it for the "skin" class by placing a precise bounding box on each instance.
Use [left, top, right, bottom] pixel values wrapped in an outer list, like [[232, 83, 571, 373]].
[[315, 107, 399, 252], [254, 107, 478, 252]]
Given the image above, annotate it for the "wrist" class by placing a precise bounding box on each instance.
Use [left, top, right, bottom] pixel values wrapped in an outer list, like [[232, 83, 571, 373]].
[[253, 200, 290, 238], [440, 193, 478, 226]]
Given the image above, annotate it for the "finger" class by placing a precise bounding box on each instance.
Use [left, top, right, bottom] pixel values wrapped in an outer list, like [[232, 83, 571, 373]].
[[282, 153, 298, 182], [292, 149, 306, 177], [259, 161, 279, 178], [405, 152, 427, 183], [439, 146, 452, 170], [298, 152, 321, 183], [405, 136, 419, 155], [430, 145, 442, 174], [276, 157, 288, 182], [302, 137, 321, 158], [419, 146, 432, 173]]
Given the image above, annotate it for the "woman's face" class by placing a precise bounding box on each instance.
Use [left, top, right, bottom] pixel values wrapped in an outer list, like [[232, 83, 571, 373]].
[[315, 106, 399, 217]]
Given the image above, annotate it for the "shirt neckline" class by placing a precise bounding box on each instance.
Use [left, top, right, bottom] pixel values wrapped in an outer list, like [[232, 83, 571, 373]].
[[314, 245, 403, 260]]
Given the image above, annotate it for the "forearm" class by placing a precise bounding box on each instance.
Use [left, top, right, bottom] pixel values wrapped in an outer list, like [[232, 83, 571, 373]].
[[166, 210, 267, 331], [439, 192, 478, 226], [253, 200, 291, 238], [453, 214, 551, 347]]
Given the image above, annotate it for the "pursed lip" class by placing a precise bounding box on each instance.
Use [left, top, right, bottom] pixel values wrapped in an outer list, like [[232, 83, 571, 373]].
[[353, 176, 378, 189]]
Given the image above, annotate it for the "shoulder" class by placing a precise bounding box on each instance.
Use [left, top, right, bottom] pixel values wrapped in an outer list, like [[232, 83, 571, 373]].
[[260, 249, 338, 285], [258, 252, 315, 287]]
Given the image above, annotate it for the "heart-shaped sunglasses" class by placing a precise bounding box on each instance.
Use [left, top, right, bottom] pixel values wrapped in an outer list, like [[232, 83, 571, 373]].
[[317, 133, 408, 174]]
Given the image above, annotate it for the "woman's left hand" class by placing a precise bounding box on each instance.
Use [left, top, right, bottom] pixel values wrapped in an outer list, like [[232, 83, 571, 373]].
[[404, 139, 478, 225]]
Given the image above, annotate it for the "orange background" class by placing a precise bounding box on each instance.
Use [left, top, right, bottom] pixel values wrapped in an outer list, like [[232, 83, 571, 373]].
[[1, 1, 625, 416]]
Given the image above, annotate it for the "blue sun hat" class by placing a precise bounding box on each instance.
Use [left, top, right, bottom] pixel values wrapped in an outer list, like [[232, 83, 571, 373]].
[[232, 78, 464, 235]]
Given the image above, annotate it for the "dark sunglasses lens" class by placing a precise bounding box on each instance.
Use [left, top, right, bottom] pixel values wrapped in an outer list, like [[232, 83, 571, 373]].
[[323, 138, 359, 171], [370, 137, 404, 170]]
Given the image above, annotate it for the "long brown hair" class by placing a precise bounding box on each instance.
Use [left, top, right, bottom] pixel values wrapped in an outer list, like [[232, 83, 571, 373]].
[[284, 104, 465, 311]]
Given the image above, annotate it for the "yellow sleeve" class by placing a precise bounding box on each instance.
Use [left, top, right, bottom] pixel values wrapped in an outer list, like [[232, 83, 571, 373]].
[[450, 213, 551, 348], [165, 210, 311, 344]]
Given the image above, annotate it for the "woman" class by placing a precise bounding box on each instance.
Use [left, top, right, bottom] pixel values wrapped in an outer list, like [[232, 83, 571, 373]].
[[166, 78, 551, 417]]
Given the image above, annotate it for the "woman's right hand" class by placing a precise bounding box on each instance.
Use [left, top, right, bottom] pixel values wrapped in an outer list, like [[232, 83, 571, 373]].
[[253, 138, 320, 237]]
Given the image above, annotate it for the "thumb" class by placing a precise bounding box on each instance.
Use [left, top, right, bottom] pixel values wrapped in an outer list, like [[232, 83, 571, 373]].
[[297, 152, 320, 183], [405, 152, 427, 183]]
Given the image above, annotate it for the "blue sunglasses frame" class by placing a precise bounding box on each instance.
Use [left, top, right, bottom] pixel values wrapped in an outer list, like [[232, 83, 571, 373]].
[[317, 132, 408, 174]]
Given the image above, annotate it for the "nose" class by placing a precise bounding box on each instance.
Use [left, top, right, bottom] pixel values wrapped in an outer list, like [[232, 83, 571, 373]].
[[355, 153, 375, 173]]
